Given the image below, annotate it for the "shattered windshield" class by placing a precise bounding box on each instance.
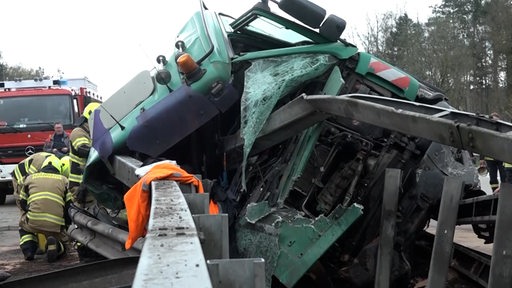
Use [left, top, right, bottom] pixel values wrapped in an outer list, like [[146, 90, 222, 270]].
[[245, 16, 311, 44], [0, 95, 73, 128]]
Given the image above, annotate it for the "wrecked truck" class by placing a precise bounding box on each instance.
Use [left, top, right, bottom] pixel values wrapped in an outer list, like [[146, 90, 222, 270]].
[[59, 0, 512, 287]]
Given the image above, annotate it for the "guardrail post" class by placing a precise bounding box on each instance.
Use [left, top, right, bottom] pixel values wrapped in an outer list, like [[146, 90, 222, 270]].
[[488, 183, 512, 287], [426, 177, 463, 288], [375, 168, 401, 288]]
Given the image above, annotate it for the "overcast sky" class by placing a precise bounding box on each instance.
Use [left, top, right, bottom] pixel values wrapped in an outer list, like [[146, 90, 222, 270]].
[[0, 0, 440, 99]]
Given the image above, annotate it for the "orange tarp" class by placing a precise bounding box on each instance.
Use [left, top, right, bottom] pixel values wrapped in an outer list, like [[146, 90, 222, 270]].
[[124, 162, 219, 250]]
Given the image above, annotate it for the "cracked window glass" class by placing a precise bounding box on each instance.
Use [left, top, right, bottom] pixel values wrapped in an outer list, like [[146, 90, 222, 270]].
[[240, 53, 336, 186]]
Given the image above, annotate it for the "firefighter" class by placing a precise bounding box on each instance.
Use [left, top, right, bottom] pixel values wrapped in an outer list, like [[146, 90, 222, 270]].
[[69, 102, 100, 205], [11, 152, 52, 209], [18, 155, 72, 262], [60, 155, 71, 179]]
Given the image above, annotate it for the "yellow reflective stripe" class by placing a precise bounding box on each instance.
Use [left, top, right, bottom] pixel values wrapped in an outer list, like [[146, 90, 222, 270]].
[[491, 184, 499, 188], [27, 211, 65, 226], [484, 156, 494, 160], [28, 164, 38, 174], [65, 192, 74, 203], [69, 154, 80, 161], [27, 192, 65, 206], [24, 161, 31, 174], [504, 162, 512, 168], [68, 173, 83, 183], [14, 167, 23, 182], [31, 173, 64, 180], [20, 185, 29, 200], [72, 137, 90, 148], [70, 154, 86, 165], [20, 234, 37, 245]]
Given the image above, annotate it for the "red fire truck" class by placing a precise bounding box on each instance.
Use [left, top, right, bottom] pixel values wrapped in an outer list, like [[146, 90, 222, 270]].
[[0, 77, 101, 204]]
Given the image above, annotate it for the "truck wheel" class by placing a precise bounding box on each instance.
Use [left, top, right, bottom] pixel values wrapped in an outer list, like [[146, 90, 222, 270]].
[[0, 190, 6, 205]]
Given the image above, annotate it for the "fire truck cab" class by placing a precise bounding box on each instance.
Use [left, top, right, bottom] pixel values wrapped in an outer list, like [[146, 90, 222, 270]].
[[0, 77, 101, 204]]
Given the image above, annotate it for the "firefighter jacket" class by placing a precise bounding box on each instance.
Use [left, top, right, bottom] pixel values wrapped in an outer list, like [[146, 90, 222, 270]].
[[12, 152, 52, 185], [124, 162, 220, 250], [19, 172, 72, 233], [69, 123, 91, 188]]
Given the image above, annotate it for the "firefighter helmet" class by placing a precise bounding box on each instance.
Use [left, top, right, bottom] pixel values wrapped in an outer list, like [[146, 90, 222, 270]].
[[60, 156, 71, 178], [83, 102, 101, 120], [42, 155, 62, 174]]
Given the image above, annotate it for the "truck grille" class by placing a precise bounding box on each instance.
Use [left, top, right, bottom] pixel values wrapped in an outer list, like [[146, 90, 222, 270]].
[[0, 145, 44, 162]]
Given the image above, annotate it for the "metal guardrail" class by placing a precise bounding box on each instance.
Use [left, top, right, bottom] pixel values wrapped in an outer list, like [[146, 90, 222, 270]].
[[67, 207, 142, 258], [133, 180, 213, 287], [457, 194, 498, 225], [304, 94, 512, 164], [111, 155, 266, 287], [132, 180, 265, 287], [374, 168, 512, 287], [0, 257, 139, 288]]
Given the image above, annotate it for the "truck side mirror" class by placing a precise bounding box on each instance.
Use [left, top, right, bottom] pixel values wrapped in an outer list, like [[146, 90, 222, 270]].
[[155, 69, 172, 86], [319, 14, 346, 42], [155, 55, 172, 86], [278, 0, 326, 28]]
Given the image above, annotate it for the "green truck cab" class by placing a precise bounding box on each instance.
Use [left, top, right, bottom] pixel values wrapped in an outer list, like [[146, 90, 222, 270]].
[[85, 0, 432, 204], [79, 1, 495, 287]]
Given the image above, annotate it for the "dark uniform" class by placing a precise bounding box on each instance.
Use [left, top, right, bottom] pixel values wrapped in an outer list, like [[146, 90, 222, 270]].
[[12, 152, 52, 208], [481, 113, 505, 191], [19, 160, 72, 262], [483, 156, 505, 192], [43, 132, 71, 158], [504, 162, 512, 184]]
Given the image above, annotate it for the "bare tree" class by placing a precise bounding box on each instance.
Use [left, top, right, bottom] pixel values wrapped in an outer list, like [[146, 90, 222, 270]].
[[358, 12, 395, 55], [0, 51, 42, 81]]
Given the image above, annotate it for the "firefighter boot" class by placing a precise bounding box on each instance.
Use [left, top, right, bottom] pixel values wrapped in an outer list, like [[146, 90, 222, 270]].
[[20, 241, 37, 261], [19, 230, 38, 261], [46, 236, 65, 263]]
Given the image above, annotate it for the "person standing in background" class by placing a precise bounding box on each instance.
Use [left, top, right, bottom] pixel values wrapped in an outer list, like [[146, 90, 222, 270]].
[[479, 112, 505, 192], [43, 122, 70, 158]]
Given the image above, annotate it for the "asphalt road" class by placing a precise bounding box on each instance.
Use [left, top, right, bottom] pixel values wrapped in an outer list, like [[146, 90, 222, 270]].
[[426, 221, 493, 255], [0, 195, 21, 252]]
